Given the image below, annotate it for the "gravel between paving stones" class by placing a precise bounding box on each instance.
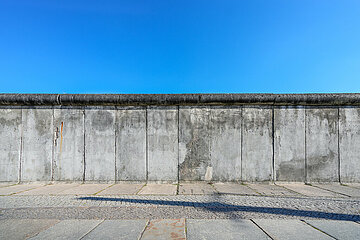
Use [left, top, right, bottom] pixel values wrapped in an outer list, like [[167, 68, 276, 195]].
[[1, 195, 359, 220]]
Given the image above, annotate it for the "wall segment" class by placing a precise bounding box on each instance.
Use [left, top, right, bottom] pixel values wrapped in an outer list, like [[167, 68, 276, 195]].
[[0, 94, 359, 183]]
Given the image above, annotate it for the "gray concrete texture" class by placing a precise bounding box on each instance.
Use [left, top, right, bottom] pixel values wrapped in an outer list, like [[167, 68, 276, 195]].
[[0, 104, 360, 183]]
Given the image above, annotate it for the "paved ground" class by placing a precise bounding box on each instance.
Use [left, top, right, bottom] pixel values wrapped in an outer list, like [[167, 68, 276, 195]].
[[1, 182, 360, 239]]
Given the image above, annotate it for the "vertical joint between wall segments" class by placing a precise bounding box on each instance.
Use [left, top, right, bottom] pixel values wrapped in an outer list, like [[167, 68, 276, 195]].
[[338, 107, 341, 183], [83, 107, 86, 183], [240, 106, 243, 182], [18, 108, 24, 183], [114, 107, 118, 183], [51, 107, 55, 181], [272, 106, 275, 182], [304, 107, 307, 183], [177, 105, 180, 184], [145, 107, 148, 183]]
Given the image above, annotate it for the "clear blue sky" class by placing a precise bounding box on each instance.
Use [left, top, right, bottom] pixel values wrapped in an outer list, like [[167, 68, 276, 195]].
[[1, 0, 360, 94]]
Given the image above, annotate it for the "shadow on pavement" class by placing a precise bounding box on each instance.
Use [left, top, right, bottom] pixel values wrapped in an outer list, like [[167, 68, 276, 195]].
[[77, 196, 360, 221]]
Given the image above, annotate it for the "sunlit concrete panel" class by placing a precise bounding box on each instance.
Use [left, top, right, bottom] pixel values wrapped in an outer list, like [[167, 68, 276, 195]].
[[274, 107, 305, 182], [116, 107, 146, 181], [147, 106, 178, 181], [0, 108, 22, 182], [85, 107, 115, 181], [306, 107, 338, 182], [21, 107, 53, 181], [53, 107, 84, 181], [242, 106, 273, 182]]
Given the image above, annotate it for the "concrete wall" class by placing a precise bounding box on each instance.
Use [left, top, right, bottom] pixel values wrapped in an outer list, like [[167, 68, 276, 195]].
[[0, 94, 360, 183]]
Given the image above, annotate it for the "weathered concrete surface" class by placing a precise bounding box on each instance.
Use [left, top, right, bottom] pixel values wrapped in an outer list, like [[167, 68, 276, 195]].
[[242, 106, 273, 181], [53, 107, 84, 181], [0, 219, 59, 239], [339, 107, 360, 182], [210, 106, 241, 181], [278, 183, 345, 197], [213, 183, 258, 195], [21, 108, 53, 182], [312, 184, 360, 197], [306, 108, 339, 182], [141, 219, 185, 240], [2, 93, 360, 106], [83, 220, 147, 240], [0, 108, 21, 182], [247, 183, 300, 197], [253, 219, 333, 240], [178, 183, 217, 195], [116, 107, 146, 181], [304, 220, 360, 240], [59, 184, 111, 195], [85, 107, 116, 181], [187, 219, 270, 240], [274, 107, 305, 181], [17, 183, 80, 195], [30, 219, 102, 240], [0, 184, 44, 195], [138, 184, 177, 195], [147, 107, 178, 181], [99, 183, 144, 195], [179, 107, 211, 181]]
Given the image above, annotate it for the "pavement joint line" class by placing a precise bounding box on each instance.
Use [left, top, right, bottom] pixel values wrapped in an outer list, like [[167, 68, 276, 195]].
[[301, 219, 337, 239], [311, 185, 351, 198], [250, 219, 274, 240], [184, 218, 188, 239], [27, 219, 60, 239], [274, 183, 308, 197], [245, 185, 265, 196], [0, 183, 17, 188], [93, 184, 116, 195], [208, 182, 219, 194], [8, 184, 47, 196], [137, 219, 150, 240], [135, 183, 147, 195], [79, 219, 105, 240]]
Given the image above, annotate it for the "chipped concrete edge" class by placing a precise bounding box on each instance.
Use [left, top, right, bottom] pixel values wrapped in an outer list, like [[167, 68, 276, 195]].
[[0, 93, 360, 106]]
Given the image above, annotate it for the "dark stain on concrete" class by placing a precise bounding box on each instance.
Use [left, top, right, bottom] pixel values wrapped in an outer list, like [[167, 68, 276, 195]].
[[276, 158, 305, 181], [91, 110, 114, 132], [179, 109, 211, 181]]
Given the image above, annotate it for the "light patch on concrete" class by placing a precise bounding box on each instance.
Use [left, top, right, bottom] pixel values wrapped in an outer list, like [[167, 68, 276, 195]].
[[0, 184, 44, 195], [278, 183, 346, 197], [97, 183, 144, 195], [213, 183, 259, 195], [57, 184, 111, 195]]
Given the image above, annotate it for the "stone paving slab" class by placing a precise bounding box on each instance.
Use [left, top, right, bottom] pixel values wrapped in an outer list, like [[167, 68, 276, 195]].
[[278, 183, 346, 197], [0, 184, 44, 196], [247, 183, 300, 197], [58, 184, 112, 195], [29, 219, 102, 240], [83, 220, 148, 240], [98, 183, 144, 195], [0, 219, 59, 240], [178, 183, 217, 195], [313, 184, 360, 197], [347, 183, 360, 189], [140, 219, 186, 240], [187, 219, 270, 240], [16, 183, 80, 195], [304, 220, 360, 240], [252, 219, 333, 240], [138, 184, 177, 195], [213, 183, 259, 195]]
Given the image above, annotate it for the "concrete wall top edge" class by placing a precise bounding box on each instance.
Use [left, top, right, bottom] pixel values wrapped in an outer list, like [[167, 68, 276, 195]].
[[0, 93, 359, 106]]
